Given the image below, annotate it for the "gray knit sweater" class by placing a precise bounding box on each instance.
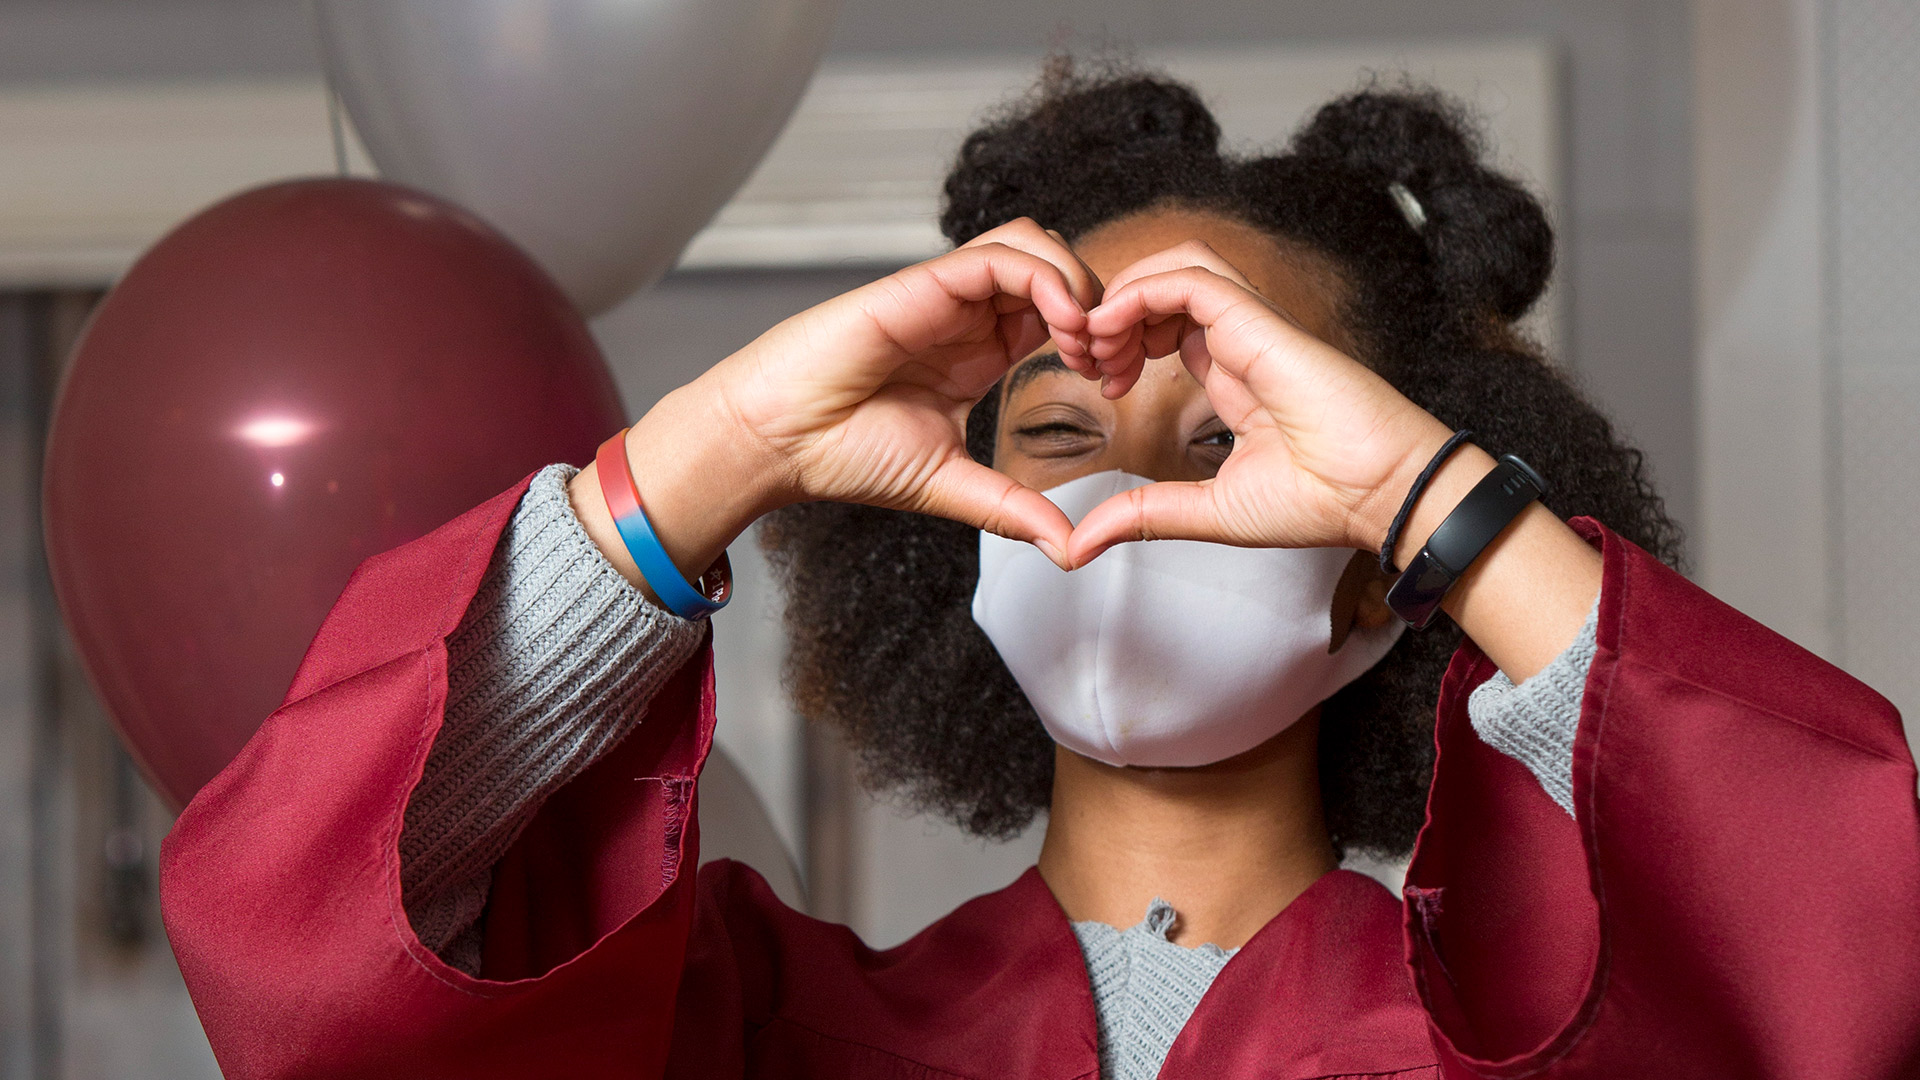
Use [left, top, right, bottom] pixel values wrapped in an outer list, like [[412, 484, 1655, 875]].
[[1073, 899, 1236, 1080], [402, 464, 1598, 1077]]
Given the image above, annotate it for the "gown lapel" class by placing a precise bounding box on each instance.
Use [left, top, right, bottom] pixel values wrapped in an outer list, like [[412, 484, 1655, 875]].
[[759, 866, 1431, 1078], [759, 865, 1102, 1079], [1153, 870, 1435, 1079]]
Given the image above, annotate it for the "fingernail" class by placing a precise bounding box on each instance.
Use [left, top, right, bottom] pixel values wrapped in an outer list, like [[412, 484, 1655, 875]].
[[1035, 539, 1066, 567]]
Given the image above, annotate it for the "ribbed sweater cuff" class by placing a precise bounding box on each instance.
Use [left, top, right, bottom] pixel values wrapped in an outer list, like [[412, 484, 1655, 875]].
[[399, 464, 705, 970], [1465, 595, 1601, 817]]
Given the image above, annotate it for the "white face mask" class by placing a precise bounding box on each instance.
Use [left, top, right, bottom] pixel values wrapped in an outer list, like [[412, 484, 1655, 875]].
[[971, 471, 1404, 768]]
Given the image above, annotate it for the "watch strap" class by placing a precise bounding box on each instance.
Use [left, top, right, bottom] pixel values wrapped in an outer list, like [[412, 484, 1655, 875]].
[[1385, 454, 1548, 629]]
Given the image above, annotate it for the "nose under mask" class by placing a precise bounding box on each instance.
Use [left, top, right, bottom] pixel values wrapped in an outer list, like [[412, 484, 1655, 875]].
[[971, 470, 1404, 768]]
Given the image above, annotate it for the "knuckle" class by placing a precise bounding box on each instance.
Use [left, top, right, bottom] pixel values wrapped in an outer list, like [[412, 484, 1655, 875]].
[[978, 219, 1040, 249], [1128, 487, 1157, 542], [981, 483, 1019, 538]]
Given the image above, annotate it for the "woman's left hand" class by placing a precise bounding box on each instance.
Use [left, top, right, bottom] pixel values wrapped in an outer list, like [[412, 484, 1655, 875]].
[[1069, 241, 1605, 685], [1065, 241, 1456, 565]]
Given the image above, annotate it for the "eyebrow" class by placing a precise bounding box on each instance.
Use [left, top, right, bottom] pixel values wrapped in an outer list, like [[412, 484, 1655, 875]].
[[1006, 353, 1071, 396]]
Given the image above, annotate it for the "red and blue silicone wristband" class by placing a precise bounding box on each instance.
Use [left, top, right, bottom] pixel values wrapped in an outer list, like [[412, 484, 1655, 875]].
[[595, 430, 731, 620]]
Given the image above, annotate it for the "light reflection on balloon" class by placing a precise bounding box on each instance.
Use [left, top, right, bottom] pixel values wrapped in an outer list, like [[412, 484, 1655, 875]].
[[237, 416, 317, 447]]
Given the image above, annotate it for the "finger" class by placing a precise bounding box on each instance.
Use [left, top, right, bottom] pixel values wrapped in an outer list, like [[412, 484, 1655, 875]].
[[1087, 265, 1250, 340], [1098, 239, 1258, 299], [997, 308, 1052, 364], [974, 225, 1099, 359], [1081, 243, 1260, 390], [1175, 318, 1215, 383], [1099, 325, 1152, 399], [1140, 313, 1190, 361], [1065, 481, 1226, 566], [964, 218, 1106, 312], [896, 243, 1088, 353], [1047, 227, 1105, 313], [1090, 318, 1144, 368], [1084, 267, 1314, 389], [1059, 347, 1099, 377], [993, 291, 1091, 358], [919, 455, 1075, 569]]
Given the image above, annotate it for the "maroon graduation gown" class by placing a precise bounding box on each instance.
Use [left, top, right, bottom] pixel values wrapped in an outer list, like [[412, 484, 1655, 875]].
[[159, 476, 1920, 1079]]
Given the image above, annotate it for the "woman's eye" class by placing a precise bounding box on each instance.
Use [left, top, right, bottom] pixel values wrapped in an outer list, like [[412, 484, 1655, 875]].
[[1190, 428, 1233, 475], [1012, 422, 1101, 456]]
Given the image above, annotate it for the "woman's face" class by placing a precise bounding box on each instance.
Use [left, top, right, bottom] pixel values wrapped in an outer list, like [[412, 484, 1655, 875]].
[[993, 205, 1353, 492], [992, 206, 1390, 641]]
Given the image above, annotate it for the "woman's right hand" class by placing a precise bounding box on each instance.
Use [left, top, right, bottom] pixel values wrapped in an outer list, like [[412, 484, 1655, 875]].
[[570, 219, 1101, 593]]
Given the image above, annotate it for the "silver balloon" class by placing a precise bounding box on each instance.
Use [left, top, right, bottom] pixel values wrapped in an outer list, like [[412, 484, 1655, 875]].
[[314, 0, 841, 316]]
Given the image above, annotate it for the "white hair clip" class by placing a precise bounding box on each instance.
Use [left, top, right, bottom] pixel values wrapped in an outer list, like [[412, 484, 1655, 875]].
[[1387, 182, 1427, 231]]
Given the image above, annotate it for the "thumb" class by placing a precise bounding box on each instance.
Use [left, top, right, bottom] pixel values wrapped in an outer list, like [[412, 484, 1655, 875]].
[[1066, 480, 1222, 566], [919, 457, 1073, 569]]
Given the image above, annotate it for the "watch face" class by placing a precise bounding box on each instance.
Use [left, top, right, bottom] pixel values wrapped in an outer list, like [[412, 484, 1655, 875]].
[[1385, 549, 1452, 630]]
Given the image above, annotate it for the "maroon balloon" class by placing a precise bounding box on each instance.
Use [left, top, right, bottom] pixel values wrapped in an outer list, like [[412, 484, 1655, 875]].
[[44, 178, 627, 808]]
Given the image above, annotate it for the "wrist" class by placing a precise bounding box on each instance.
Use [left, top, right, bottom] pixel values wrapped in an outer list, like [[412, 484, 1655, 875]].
[[628, 383, 787, 569], [569, 383, 784, 596], [1388, 444, 1500, 571], [1348, 417, 1464, 554], [1362, 430, 1603, 678]]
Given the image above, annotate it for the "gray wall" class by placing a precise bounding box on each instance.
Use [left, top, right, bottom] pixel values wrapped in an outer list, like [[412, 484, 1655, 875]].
[[1824, 0, 1920, 734], [1697, 0, 1920, 744]]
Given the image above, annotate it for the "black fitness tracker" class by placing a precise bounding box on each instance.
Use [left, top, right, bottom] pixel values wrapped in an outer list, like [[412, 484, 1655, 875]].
[[1385, 453, 1548, 630]]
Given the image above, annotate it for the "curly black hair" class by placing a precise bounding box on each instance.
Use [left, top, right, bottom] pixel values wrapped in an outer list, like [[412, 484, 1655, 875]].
[[762, 61, 1681, 855]]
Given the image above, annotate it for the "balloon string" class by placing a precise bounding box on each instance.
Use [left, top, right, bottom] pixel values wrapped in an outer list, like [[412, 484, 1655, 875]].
[[325, 84, 349, 178], [307, 0, 349, 177]]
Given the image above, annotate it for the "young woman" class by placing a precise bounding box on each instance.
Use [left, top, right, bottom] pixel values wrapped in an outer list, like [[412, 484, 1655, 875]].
[[161, 70, 1920, 1079]]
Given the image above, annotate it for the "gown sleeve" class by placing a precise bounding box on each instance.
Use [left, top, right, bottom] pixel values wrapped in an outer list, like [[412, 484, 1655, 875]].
[[403, 464, 704, 974], [1404, 518, 1920, 1078], [159, 473, 720, 1080]]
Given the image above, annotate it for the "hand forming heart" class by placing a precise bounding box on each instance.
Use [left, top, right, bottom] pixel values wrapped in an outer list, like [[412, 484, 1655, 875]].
[[1061, 240, 1455, 566], [620, 217, 1099, 574], [605, 218, 1453, 585]]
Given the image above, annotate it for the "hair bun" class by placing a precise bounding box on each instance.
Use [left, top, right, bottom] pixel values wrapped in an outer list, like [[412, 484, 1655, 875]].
[[1291, 89, 1554, 322], [941, 67, 1226, 247]]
